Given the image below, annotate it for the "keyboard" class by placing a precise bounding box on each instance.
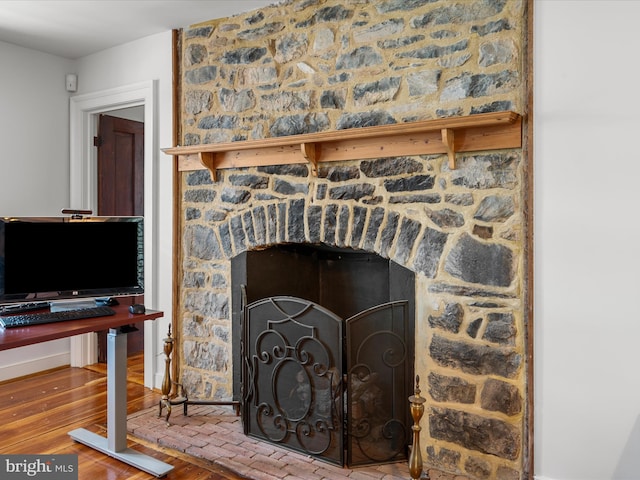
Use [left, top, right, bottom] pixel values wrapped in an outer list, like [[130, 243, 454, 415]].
[[0, 305, 116, 328]]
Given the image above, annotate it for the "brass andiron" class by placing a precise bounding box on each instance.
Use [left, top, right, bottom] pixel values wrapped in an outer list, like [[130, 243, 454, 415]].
[[408, 375, 428, 480], [158, 324, 187, 424]]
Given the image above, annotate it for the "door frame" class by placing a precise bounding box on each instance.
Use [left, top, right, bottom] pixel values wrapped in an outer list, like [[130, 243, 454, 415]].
[[69, 80, 158, 388]]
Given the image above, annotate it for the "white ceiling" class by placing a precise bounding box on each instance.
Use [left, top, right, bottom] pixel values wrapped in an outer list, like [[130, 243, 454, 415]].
[[0, 1, 275, 59]]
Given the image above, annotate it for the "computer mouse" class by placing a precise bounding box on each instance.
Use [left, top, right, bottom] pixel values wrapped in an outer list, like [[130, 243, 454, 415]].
[[129, 304, 146, 314]]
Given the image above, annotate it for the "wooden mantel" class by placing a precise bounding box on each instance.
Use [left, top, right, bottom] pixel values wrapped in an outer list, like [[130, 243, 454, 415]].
[[163, 111, 522, 180]]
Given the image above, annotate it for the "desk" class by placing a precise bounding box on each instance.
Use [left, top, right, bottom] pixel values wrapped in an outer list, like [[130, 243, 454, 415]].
[[0, 305, 174, 477]]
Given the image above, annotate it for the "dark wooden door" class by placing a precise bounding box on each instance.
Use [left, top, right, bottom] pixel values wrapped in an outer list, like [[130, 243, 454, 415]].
[[97, 114, 144, 216], [96, 114, 145, 361]]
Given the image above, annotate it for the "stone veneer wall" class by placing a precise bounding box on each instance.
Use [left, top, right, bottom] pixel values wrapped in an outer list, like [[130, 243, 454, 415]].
[[175, 1, 529, 479]]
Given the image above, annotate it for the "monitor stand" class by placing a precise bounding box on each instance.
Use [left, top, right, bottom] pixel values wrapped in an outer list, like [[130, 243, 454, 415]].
[[50, 299, 98, 312]]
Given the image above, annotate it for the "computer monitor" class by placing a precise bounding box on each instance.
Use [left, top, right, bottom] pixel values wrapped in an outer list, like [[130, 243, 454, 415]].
[[0, 216, 144, 306]]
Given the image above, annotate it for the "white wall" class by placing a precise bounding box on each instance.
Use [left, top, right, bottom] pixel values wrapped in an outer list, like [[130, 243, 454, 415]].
[[0, 41, 75, 380], [0, 32, 174, 387], [74, 31, 175, 388], [0, 42, 73, 214], [535, 1, 640, 479]]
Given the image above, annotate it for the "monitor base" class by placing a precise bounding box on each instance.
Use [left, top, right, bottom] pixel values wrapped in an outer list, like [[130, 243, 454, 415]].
[[51, 299, 98, 312]]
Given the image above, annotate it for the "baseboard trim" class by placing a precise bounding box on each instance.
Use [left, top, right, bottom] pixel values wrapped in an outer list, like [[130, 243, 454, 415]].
[[154, 372, 165, 392], [0, 352, 70, 383]]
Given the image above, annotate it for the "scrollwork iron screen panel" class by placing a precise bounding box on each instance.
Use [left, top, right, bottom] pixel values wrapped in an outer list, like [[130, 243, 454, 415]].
[[346, 301, 410, 467], [243, 296, 344, 466]]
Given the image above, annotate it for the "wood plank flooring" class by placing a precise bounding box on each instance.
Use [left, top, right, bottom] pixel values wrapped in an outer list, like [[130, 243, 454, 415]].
[[0, 355, 247, 480]]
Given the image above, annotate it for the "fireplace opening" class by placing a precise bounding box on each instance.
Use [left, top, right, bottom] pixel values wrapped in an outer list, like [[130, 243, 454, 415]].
[[231, 244, 415, 467]]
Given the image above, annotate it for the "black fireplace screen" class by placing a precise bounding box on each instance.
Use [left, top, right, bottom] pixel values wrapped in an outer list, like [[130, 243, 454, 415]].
[[241, 295, 410, 467]]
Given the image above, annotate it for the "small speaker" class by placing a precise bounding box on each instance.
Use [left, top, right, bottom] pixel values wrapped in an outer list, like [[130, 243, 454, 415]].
[[65, 73, 77, 92]]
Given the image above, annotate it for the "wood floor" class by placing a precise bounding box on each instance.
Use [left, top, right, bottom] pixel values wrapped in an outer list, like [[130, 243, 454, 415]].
[[0, 354, 246, 479]]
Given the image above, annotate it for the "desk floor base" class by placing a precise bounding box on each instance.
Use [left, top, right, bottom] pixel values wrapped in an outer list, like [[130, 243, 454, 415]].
[[69, 428, 174, 477]]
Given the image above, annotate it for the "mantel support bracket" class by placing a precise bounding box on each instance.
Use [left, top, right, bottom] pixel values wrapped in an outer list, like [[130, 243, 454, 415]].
[[441, 128, 456, 170], [199, 152, 217, 181], [300, 142, 319, 177]]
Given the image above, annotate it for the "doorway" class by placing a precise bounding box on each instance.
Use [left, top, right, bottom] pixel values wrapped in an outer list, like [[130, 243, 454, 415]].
[[69, 81, 159, 388], [95, 110, 145, 362]]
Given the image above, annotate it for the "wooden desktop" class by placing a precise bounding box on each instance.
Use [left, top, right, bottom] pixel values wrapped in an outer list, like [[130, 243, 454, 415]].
[[0, 305, 174, 477]]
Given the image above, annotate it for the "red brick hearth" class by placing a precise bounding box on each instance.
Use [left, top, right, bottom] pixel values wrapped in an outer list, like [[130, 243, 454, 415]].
[[127, 404, 430, 480]]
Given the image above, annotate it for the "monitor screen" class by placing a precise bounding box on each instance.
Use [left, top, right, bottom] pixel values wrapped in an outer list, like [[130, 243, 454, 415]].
[[0, 216, 144, 305]]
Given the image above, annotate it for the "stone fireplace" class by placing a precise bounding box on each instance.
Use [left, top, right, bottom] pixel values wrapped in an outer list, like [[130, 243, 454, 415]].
[[169, 1, 530, 479], [177, 154, 524, 476]]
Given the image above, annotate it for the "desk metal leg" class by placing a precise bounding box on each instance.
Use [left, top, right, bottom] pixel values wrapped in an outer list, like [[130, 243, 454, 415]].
[[69, 328, 174, 477]]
